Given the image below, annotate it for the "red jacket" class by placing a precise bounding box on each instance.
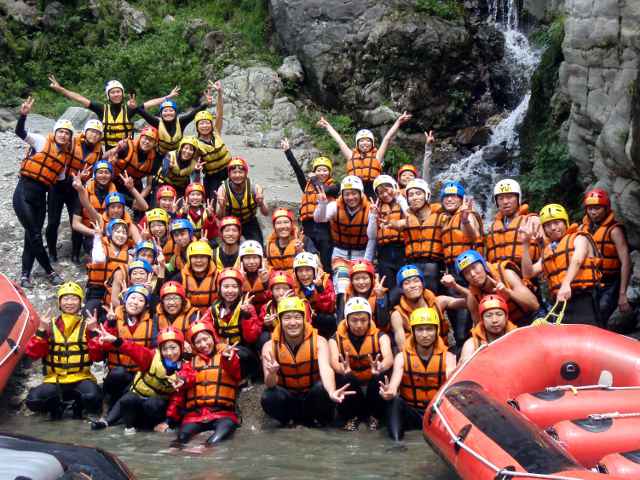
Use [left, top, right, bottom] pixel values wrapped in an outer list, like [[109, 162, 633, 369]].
[[25, 317, 100, 360], [176, 206, 219, 240], [202, 302, 263, 345], [296, 274, 336, 314]]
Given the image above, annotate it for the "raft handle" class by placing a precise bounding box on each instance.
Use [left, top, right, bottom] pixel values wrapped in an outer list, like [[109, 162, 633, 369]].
[[453, 424, 471, 454], [506, 399, 520, 410], [495, 467, 516, 480], [588, 411, 640, 421]]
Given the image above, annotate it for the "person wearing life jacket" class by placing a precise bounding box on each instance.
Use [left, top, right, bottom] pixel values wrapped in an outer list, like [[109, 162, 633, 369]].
[[133, 239, 159, 265], [166, 218, 195, 278], [90, 326, 185, 433], [396, 164, 418, 195], [390, 265, 463, 352], [521, 203, 603, 326], [155, 184, 178, 215], [293, 252, 337, 338], [395, 130, 435, 195], [46, 119, 104, 264], [109, 257, 157, 310], [176, 182, 218, 240], [239, 240, 271, 316], [379, 307, 456, 441], [216, 156, 268, 243], [459, 295, 517, 364], [440, 181, 483, 268], [140, 207, 175, 260], [154, 136, 200, 196], [444, 250, 539, 327], [317, 112, 412, 197], [13, 97, 70, 288], [260, 297, 353, 427], [329, 297, 394, 431], [25, 282, 102, 420], [179, 240, 218, 311], [257, 270, 299, 351], [212, 216, 242, 271], [281, 138, 339, 272], [266, 208, 312, 272], [168, 320, 243, 446], [580, 188, 632, 326], [155, 281, 200, 339]]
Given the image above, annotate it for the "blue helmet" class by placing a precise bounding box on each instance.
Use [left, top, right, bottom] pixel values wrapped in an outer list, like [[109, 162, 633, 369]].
[[440, 181, 465, 201], [105, 218, 127, 237], [123, 285, 150, 303], [134, 240, 158, 259], [160, 99, 178, 112], [128, 258, 153, 274], [93, 160, 113, 178], [105, 192, 126, 207], [170, 218, 194, 237], [396, 265, 424, 287], [455, 250, 488, 275]]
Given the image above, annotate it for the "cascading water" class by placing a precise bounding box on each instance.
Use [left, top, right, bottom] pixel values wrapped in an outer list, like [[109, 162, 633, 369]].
[[434, 0, 540, 218]]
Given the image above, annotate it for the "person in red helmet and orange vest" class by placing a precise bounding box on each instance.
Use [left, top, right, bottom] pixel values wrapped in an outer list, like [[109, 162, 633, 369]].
[[175, 182, 218, 240], [238, 240, 271, 316], [213, 216, 242, 270], [459, 295, 517, 364], [179, 240, 218, 311], [580, 188, 632, 326], [266, 208, 315, 273], [396, 164, 418, 196], [317, 112, 412, 197], [521, 203, 603, 326], [216, 156, 268, 244], [395, 130, 435, 196], [154, 184, 178, 215], [154, 281, 200, 339]]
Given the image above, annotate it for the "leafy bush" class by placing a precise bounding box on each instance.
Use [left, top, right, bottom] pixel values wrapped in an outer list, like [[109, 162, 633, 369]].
[[415, 0, 465, 20]]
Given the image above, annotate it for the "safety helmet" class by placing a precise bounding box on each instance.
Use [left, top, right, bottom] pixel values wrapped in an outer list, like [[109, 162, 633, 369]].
[[105, 191, 125, 207], [355, 129, 375, 145], [146, 208, 170, 225], [312, 156, 333, 172], [93, 160, 113, 178], [187, 320, 215, 345], [406, 179, 432, 203], [160, 280, 186, 300], [194, 110, 214, 125], [440, 181, 465, 200], [239, 240, 264, 258], [397, 164, 418, 179], [159, 99, 177, 112], [271, 208, 294, 224], [57, 282, 84, 302], [134, 240, 158, 259], [396, 265, 424, 287], [539, 203, 569, 226], [409, 307, 440, 329], [217, 267, 245, 288], [277, 296, 306, 317], [140, 126, 159, 141], [156, 184, 177, 201], [340, 175, 364, 193], [53, 118, 74, 135], [123, 285, 150, 303], [455, 249, 488, 275], [185, 182, 205, 198], [493, 179, 521, 205], [187, 240, 213, 260], [478, 294, 509, 317], [105, 80, 124, 96], [157, 326, 184, 348], [83, 119, 104, 135], [293, 252, 318, 272], [170, 218, 194, 237], [128, 258, 153, 274], [178, 136, 199, 153], [269, 270, 294, 289], [219, 216, 241, 232], [373, 174, 397, 192], [228, 156, 248, 173], [349, 259, 375, 279], [105, 218, 127, 237], [344, 296, 372, 318], [583, 188, 610, 208]]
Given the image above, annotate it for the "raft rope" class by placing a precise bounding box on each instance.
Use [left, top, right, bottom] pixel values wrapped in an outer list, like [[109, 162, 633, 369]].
[[0, 276, 31, 367], [588, 412, 640, 421], [531, 301, 567, 327]]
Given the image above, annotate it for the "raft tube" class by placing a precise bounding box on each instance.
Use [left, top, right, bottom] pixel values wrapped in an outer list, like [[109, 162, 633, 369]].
[[0, 273, 40, 392], [597, 451, 640, 476]]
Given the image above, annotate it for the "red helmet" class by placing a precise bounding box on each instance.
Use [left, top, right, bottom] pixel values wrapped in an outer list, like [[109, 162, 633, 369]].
[[220, 216, 242, 232], [349, 259, 375, 279], [583, 188, 610, 208], [269, 270, 294, 289], [217, 267, 245, 288], [187, 320, 215, 345], [157, 326, 185, 347], [271, 208, 294, 225], [160, 281, 186, 300], [185, 182, 206, 198], [156, 185, 177, 201], [478, 294, 509, 317], [227, 156, 248, 173], [140, 126, 159, 141]]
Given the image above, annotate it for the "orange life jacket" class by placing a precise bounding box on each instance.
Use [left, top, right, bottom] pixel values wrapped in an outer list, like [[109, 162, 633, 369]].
[[486, 205, 540, 264], [107, 308, 158, 372], [347, 147, 380, 182], [68, 134, 102, 176], [181, 264, 217, 310], [299, 178, 335, 222], [376, 200, 403, 246], [185, 353, 239, 412], [580, 212, 622, 280], [400, 336, 448, 410], [335, 320, 381, 383], [154, 300, 199, 337], [243, 274, 268, 308], [330, 197, 370, 250], [20, 134, 69, 187], [470, 321, 517, 350], [171, 244, 188, 273], [404, 206, 446, 261], [82, 179, 117, 228], [86, 238, 128, 288], [344, 289, 387, 332], [441, 209, 484, 265], [394, 290, 449, 341], [266, 233, 298, 271], [542, 224, 602, 298], [113, 138, 156, 180], [272, 322, 320, 393], [159, 235, 175, 259]]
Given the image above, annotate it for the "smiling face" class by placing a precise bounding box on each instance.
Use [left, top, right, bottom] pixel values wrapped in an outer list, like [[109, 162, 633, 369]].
[[351, 272, 372, 295], [194, 331, 214, 356], [543, 219, 567, 242], [346, 312, 370, 337], [242, 254, 261, 273], [110, 224, 128, 247], [281, 311, 305, 339], [357, 138, 373, 154], [84, 129, 102, 145], [196, 120, 212, 136], [229, 166, 246, 184], [125, 292, 146, 316], [274, 217, 293, 239], [161, 107, 176, 122], [59, 294, 81, 314], [158, 197, 174, 210], [108, 88, 123, 104], [160, 340, 181, 362], [462, 262, 487, 288], [220, 278, 241, 303], [149, 220, 167, 239], [295, 266, 315, 286], [187, 190, 204, 207], [376, 184, 395, 204], [139, 135, 156, 152], [401, 276, 424, 300], [271, 283, 290, 301], [413, 324, 438, 349], [107, 203, 124, 220], [180, 144, 195, 161], [172, 229, 191, 247], [496, 193, 519, 217], [342, 189, 361, 209], [442, 194, 462, 213], [482, 308, 507, 336], [407, 188, 427, 211], [95, 168, 112, 186], [314, 166, 330, 183], [129, 268, 149, 285], [189, 254, 210, 274], [162, 293, 183, 315], [221, 225, 240, 245], [398, 170, 416, 188]]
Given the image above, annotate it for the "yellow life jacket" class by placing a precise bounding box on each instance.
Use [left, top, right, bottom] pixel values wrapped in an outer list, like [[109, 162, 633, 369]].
[[42, 314, 94, 384], [211, 301, 242, 345], [102, 104, 133, 149], [198, 133, 231, 175], [214, 246, 240, 272], [157, 119, 183, 155], [131, 350, 177, 398], [223, 179, 258, 223]]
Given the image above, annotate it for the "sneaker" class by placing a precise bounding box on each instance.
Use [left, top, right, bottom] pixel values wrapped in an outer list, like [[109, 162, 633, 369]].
[[20, 275, 33, 289], [367, 416, 380, 431], [47, 271, 64, 286], [124, 427, 137, 435], [90, 419, 108, 430], [343, 417, 360, 432]]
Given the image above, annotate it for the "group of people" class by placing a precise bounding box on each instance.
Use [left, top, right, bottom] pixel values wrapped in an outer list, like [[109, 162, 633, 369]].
[[15, 75, 633, 446]]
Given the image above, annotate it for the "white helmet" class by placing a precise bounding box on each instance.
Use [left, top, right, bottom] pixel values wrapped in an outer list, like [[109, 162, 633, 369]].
[[238, 240, 264, 258], [53, 118, 74, 135], [406, 179, 432, 203], [344, 296, 372, 318], [293, 252, 318, 272], [105, 80, 124, 96], [355, 129, 375, 145], [83, 119, 104, 135], [373, 174, 397, 192], [340, 175, 364, 193], [493, 179, 521, 205]]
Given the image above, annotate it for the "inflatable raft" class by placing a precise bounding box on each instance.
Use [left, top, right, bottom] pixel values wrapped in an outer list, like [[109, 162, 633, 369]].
[[0, 272, 40, 392], [423, 325, 640, 479]]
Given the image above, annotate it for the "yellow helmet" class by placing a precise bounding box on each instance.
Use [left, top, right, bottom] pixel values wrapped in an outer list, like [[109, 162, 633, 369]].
[[194, 110, 214, 125], [539, 203, 569, 226], [187, 240, 213, 259], [179, 135, 200, 151], [312, 156, 333, 172], [57, 282, 84, 302], [146, 208, 169, 225], [277, 297, 306, 317], [409, 307, 439, 329]]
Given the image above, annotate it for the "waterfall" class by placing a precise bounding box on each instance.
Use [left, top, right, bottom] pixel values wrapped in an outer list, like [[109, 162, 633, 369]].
[[433, 0, 540, 218]]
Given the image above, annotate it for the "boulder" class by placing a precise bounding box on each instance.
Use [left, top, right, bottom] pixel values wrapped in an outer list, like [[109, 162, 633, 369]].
[[1, 0, 39, 27], [0, 108, 17, 132], [42, 1, 64, 29], [361, 106, 397, 127], [277, 56, 305, 84], [271, 97, 298, 127], [25, 115, 54, 135], [481, 143, 508, 164], [456, 126, 491, 146], [162, 15, 175, 24], [118, 0, 150, 36], [60, 107, 97, 132], [203, 30, 225, 53]]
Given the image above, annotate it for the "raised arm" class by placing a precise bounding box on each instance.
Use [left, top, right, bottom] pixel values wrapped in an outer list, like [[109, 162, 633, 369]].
[[377, 111, 412, 162], [142, 86, 180, 110], [210, 81, 224, 134], [422, 130, 435, 184], [281, 138, 307, 191], [317, 116, 352, 161], [48, 74, 91, 107]]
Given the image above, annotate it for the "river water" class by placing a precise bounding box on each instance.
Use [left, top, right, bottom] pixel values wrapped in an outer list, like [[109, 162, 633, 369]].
[[0, 414, 458, 479]]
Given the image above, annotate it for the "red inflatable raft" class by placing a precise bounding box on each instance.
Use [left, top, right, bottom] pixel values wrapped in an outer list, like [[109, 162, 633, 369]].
[[423, 324, 640, 480], [0, 273, 40, 392]]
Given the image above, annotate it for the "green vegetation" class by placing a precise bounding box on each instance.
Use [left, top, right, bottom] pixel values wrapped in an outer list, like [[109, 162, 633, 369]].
[[415, 0, 465, 20], [0, 0, 278, 117], [529, 14, 565, 49]]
